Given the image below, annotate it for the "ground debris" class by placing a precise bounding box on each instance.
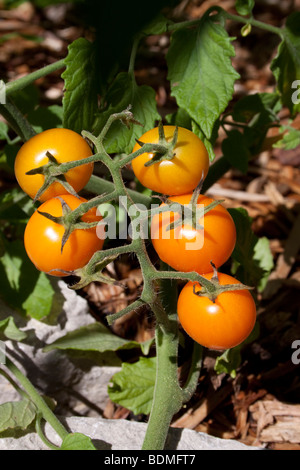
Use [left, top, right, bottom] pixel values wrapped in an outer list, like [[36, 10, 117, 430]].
[[250, 399, 300, 447]]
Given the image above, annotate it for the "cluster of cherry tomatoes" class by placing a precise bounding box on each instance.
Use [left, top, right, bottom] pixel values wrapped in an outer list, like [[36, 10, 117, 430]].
[[14, 128, 104, 277], [14, 125, 256, 351], [132, 125, 256, 351]]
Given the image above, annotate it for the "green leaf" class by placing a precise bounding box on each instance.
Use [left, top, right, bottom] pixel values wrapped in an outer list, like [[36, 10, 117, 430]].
[[9, 84, 39, 115], [0, 239, 55, 320], [0, 121, 10, 141], [166, 15, 239, 139], [141, 13, 173, 36], [235, 0, 255, 16], [108, 356, 156, 415], [0, 316, 27, 342], [273, 126, 300, 150], [221, 129, 250, 173], [0, 400, 36, 433], [0, 187, 34, 225], [93, 72, 160, 154], [22, 272, 56, 321], [229, 208, 274, 291], [43, 321, 154, 355], [214, 348, 241, 378], [214, 323, 259, 377], [191, 120, 219, 162], [232, 92, 280, 124], [0, 188, 31, 217], [230, 93, 281, 157], [165, 108, 192, 130], [27, 105, 63, 133], [0, 143, 19, 173], [271, 12, 300, 115], [252, 237, 275, 291], [60, 433, 97, 450], [62, 38, 98, 133]]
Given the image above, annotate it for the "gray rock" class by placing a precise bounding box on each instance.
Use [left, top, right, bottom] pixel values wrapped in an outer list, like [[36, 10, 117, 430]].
[[0, 280, 120, 415], [0, 416, 260, 450]]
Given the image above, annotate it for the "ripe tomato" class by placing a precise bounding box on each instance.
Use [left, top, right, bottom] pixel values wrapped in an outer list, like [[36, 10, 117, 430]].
[[131, 126, 209, 195], [24, 194, 104, 277], [14, 128, 94, 202], [150, 193, 236, 274], [177, 272, 256, 350]]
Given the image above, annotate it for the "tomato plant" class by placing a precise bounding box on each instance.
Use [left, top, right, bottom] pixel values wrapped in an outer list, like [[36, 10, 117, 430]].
[[24, 194, 104, 277], [151, 193, 236, 274], [131, 126, 209, 196], [177, 272, 256, 350], [14, 128, 94, 202]]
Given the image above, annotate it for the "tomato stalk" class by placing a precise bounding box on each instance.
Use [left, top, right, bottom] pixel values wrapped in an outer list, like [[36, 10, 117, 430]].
[[4, 59, 66, 96], [2, 349, 69, 447], [0, 99, 36, 142], [63, 114, 205, 448]]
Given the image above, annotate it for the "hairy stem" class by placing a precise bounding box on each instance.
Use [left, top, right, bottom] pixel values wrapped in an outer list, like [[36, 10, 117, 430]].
[[3, 354, 69, 441], [85, 174, 152, 207], [0, 100, 36, 142], [5, 59, 66, 95], [142, 268, 182, 450], [181, 342, 203, 403], [168, 5, 284, 37]]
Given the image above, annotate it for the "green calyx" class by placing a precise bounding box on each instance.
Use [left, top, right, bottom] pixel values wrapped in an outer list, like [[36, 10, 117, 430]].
[[26, 151, 79, 203], [192, 263, 253, 303], [37, 196, 99, 254], [71, 253, 120, 290], [164, 177, 224, 232], [139, 121, 179, 167]]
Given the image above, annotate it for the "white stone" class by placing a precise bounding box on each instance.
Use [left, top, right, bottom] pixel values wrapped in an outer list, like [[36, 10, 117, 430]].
[[0, 280, 120, 415], [0, 416, 261, 450]]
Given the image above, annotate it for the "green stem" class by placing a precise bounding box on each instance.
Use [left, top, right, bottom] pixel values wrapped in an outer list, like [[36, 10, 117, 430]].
[[106, 298, 146, 325], [128, 34, 142, 76], [155, 269, 217, 292], [202, 156, 231, 193], [5, 59, 65, 95], [4, 355, 69, 441], [142, 269, 182, 450], [35, 414, 60, 450], [181, 342, 203, 403], [142, 322, 182, 450], [85, 174, 152, 207], [0, 367, 29, 400], [0, 99, 36, 141], [222, 10, 284, 37], [168, 5, 284, 37]]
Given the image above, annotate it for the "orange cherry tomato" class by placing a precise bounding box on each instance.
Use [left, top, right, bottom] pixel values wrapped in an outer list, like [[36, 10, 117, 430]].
[[177, 272, 256, 350], [24, 194, 104, 277], [14, 128, 94, 202], [131, 126, 209, 196], [150, 193, 236, 274]]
